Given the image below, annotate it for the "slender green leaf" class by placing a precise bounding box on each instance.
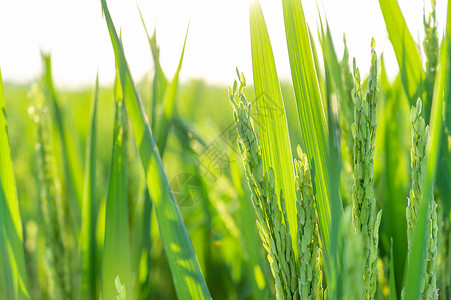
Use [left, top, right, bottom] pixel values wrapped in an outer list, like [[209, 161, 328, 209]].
[[102, 76, 132, 300], [379, 0, 424, 105], [0, 69, 29, 299], [155, 27, 189, 155], [281, 0, 332, 274], [100, 1, 211, 298], [138, 8, 168, 129], [80, 76, 99, 299], [321, 19, 344, 298], [249, 1, 298, 257]]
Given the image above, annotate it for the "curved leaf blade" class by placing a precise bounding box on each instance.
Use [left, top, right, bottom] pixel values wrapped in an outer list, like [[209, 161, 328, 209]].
[[100, 1, 211, 298]]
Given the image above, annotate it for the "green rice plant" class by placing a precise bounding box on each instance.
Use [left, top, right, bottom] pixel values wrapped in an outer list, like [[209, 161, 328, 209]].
[[229, 72, 323, 299], [100, 0, 211, 298], [404, 5, 450, 298], [380, 0, 451, 210], [0, 68, 30, 299], [229, 75, 297, 299], [41, 55, 83, 228], [29, 85, 73, 299], [406, 98, 438, 299], [102, 76, 132, 300], [351, 39, 382, 300]]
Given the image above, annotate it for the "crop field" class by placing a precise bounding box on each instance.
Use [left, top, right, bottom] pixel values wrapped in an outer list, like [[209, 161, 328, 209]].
[[1, 0, 451, 299]]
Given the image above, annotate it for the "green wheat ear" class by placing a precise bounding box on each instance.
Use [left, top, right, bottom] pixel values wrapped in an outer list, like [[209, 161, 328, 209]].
[[294, 146, 323, 299], [229, 72, 298, 299], [351, 38, 382, 300], [406, 98, 438, 299]]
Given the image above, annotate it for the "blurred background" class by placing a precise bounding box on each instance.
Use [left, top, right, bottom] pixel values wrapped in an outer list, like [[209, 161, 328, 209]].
[[0, 0, 447, 88]]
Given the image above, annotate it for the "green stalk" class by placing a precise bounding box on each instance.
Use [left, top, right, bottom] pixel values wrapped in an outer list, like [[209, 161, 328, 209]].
[[351, 39, 382, 299]]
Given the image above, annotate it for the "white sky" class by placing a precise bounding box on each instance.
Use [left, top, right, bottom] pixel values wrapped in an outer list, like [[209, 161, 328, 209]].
[[0, 0, 447, 89]]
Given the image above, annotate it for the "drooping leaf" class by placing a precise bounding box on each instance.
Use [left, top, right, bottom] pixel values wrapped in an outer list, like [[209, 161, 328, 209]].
[[379, 0, 424, 105]]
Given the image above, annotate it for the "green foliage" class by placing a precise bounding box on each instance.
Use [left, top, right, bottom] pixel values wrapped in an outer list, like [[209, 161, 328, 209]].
[[2, 1, 451, 299]]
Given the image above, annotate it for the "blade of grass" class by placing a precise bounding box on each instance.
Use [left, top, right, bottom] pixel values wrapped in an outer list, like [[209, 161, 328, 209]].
[[0, 69, 30, 299], [102, 75, 132, 300], [378, 0, 424, 105], [281, 0, 334, 287], [100, 1, 211, 298], [249, 1, 298, 258], [138, 8, 168, 130], [80, 76, 99, 300], [155, 27, 189, 155]]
